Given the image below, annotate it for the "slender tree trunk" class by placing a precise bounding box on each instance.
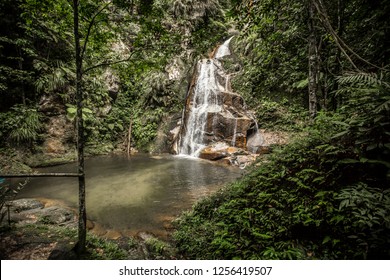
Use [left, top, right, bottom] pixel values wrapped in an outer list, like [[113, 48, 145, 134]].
[[127, 119, 132, 157], [333, 0, 344, 109], [17, 47, 26, 106], [73, 0, 87, 254], [308, 0, 319, 119]]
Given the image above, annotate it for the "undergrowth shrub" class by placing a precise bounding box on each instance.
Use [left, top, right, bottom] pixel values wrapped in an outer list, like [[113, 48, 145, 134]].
[[255, 98, 307, 131], [0, 104, 44, 146], [173, 73, 390, 259]]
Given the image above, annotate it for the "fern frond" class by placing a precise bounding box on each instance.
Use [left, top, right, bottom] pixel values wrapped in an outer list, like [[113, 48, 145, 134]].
[[336, 72, 381, 87]]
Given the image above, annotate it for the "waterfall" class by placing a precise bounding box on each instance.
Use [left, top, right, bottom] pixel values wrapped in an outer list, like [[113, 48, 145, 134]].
[[178, 36, 262, 157], [179, 59, 223, 156], [179, 38, 233, 157]]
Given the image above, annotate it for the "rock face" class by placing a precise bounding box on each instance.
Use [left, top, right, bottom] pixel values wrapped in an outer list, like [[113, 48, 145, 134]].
[[175, 37, 263, 158], [38, 94, 75, 157]]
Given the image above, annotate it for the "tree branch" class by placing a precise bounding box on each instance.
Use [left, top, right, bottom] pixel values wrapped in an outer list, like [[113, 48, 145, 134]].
[[80, 1, 112, 61], [83, 55, 134, 74], [82, 45, 153, 74], [313, 0, 385, 71]]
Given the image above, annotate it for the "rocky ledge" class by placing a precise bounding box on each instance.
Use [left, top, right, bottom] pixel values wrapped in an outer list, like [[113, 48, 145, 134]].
[[198, 129, 289, 168]]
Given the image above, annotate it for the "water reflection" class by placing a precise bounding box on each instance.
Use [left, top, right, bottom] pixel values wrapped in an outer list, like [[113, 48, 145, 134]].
[[17, 154, 241, 234]]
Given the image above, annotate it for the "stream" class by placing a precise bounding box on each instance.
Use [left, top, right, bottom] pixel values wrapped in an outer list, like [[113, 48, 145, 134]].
[[16, 154, 242, 236]]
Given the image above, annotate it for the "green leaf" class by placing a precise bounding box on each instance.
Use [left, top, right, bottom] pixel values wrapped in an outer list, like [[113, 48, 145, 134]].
[[331, 130, 349, 139], [332, 121, 349, 127], [67, 107, 77, 114], [322, 236, 331, 244], [338, 158, 360, 164], [293, 78, 308, 89], [83, 108, 93, 114]]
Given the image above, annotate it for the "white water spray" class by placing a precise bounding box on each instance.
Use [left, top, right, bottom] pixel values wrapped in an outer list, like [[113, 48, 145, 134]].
[[179, 59, 223, 156]]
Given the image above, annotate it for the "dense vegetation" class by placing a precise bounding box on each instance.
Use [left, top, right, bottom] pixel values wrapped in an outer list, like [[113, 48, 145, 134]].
[[174, 0, 390, 259], [0, 0, 230, 157], [174, 89, 390, 258], [1, 0, 389, 259]]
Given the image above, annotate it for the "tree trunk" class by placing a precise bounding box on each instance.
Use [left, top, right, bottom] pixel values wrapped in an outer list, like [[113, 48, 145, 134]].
[[308, 0, 319, 119], [127, 119, 132, 157], [73, 0, 87, 255], [333, 0, 344, 109], [17, 47, 26, 106]]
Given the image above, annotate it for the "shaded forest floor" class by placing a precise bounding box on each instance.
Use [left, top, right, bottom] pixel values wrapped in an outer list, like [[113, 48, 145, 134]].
[[1, 224, 76, 260], [0, 199, 179, 260]]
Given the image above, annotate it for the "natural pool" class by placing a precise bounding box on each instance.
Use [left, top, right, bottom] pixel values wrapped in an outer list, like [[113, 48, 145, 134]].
[[17, 154, 242, 236]]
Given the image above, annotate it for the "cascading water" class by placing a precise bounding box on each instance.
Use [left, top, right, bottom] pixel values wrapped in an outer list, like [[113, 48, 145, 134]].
[[214, 36, 234, 59], [231, 118, 238, 147], [178, 37, 263, 157], [179, 59, 223, 156]]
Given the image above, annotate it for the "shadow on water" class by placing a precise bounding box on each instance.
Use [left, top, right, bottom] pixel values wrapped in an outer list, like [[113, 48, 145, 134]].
[[17, 154, 242, 237]]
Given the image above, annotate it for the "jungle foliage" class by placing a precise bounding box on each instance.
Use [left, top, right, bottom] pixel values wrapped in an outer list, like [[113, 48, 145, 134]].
[[174, 73, 390, 259], [1, 0, 389, 260], [0, 0, 230, 152], [173, 0, 390, 259], [230, 0, 390, 110]]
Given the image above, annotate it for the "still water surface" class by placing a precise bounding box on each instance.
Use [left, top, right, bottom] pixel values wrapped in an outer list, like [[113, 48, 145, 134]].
[[17, 154, 242, 235]]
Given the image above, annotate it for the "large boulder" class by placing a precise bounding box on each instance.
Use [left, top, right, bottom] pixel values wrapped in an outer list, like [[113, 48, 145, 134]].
[[202, 111, 253, 149], [198, 142, 247, 161]]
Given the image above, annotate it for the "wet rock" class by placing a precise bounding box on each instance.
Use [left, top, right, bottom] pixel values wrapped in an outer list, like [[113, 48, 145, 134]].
[[198, 151, 227, 161], [202, 111, 253, 149], [198, 142, 250, 161], [198, 142, 229, 161], [153, 113, 183, 153], [247, 131, 264, 154], [8, 199, 76, 226], [222, 91, 245, 109], [236, 155, 257, 168], [35, 206, 75, 224], [10, 199, 44, 213]]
